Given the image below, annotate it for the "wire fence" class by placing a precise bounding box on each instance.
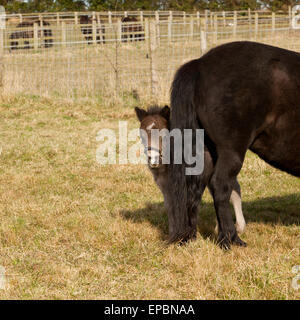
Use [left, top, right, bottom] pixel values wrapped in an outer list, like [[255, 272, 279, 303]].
[[1, 9, 300, 104]]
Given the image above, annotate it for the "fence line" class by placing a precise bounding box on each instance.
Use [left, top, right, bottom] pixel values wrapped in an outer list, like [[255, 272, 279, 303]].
[[1, 10, 300, 104], [3, 8, 294, 25], [2, 9, 295, 52]]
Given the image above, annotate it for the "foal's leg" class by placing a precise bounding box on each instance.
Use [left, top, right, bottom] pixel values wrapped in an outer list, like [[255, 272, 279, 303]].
[[186, 177, 206, 241], [185, 149, 216, 241], [213, 179, 246, 234], [209, 150, 247, 249]]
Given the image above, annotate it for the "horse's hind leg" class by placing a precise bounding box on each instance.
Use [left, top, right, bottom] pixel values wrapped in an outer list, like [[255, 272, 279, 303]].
[[213, 179, 246, 234], [209, 150, 247, 249]]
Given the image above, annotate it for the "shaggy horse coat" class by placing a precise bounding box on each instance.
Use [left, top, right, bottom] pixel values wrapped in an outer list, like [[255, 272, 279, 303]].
[[135, 106, 246, 235], [169, 41, 300, 249]]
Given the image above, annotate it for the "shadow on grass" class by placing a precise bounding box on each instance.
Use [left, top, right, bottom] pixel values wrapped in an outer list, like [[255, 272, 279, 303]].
[[120, 194, 300, 241]]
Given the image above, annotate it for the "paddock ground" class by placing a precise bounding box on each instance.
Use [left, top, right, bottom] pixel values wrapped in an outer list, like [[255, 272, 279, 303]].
[[0, 94, 299, 299]]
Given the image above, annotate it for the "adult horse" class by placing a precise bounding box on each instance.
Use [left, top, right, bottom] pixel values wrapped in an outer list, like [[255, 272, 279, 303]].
[[9, 20, 53, 50], [79, 15, 105, 44], [121, 16, 144, 42], [168, 41, 300, 249]]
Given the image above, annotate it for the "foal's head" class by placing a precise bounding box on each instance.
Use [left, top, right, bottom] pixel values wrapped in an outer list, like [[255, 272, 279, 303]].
[[135, 105, 170, 169]]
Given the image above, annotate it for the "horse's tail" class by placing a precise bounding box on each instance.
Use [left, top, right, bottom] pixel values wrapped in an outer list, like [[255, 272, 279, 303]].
[[171, 60, 200, 132], [168, 59, 201, 242]]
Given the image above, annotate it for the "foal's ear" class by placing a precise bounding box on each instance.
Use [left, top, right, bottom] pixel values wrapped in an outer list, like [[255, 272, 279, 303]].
[[160, 105, 170, 121], [135, 107, 148, 122]]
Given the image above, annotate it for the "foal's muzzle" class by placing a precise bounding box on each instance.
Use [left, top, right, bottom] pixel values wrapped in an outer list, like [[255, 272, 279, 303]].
[[145, 146, 162, 168]]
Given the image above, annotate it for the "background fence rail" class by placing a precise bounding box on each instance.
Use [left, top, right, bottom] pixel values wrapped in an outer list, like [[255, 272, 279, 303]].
[[1, 9, 300, 104]]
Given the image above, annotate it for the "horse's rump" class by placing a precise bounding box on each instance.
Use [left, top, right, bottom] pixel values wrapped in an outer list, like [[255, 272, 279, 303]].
[[172, 41, 300, 177]]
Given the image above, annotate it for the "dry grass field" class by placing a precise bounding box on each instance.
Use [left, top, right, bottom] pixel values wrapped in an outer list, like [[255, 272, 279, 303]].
[[0, 94, 299, 299]]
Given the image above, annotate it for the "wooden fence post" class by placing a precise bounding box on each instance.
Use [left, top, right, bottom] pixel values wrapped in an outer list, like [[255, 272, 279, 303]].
[[200, 30, 207, 54], [145, 17, 149, 48], [155, 11, 159, 23], [148, 20, 159, 99], [213, 13, 217, 45], [204, 10, 208, 32], [92, 11, 97, 44], [197, 11, 200, 27], [223, 11, 226, 27], [97, 12, 103, 44], [168, 14, 172, 43], [140, 11, 143, 22], [56, 12, 60, 26], [108, 11, 112, 25], [155, 11, 160, 45], [255, 12, 258, 38], [117, 19, 122, 42], [248, 8, 251, 31], [0, 7, 4, 88], [34, 22, 38, 50], [169, 10, 173, 21], [74, 12, 78, 25], [292, 7, 296, 28], [39, 14, 44, 44], [149, 19, 157, 49], [115, 20, 120, 97], [272, 12, 275, 34], [233, 10, 237, 38], [0, 27, 3, 58], [61, 21, 66, 47], [190, 17, 194, 40]]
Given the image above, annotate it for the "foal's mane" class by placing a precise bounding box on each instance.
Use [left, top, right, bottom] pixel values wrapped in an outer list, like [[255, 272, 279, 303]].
[[146, 105, 165, 116]]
